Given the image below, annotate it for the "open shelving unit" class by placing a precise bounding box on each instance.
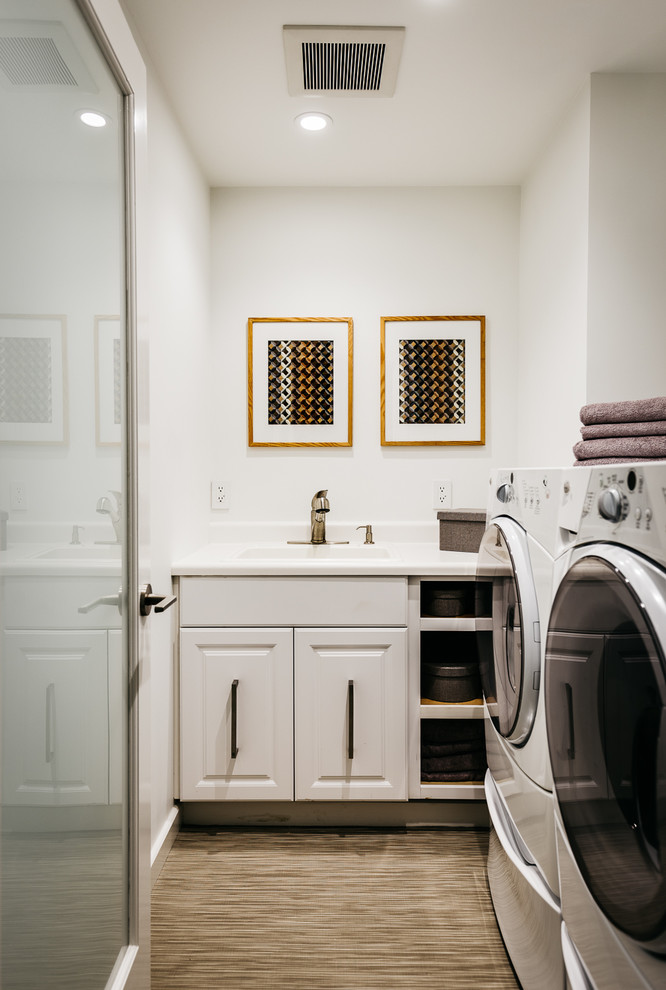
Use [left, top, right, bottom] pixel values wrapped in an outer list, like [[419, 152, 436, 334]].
[[408, 576, 490, 801]]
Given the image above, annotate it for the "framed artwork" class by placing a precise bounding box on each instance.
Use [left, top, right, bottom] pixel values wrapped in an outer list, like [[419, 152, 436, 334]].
[[95, 316, 122, 445], [381, 315, 485, 446], [0, 314, 68, 443], [248, 317, 353, 447]]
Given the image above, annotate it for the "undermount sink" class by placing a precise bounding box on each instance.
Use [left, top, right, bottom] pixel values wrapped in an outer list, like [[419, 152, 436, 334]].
[[234, 544, 396, 560], [35, 545, 121, 560]]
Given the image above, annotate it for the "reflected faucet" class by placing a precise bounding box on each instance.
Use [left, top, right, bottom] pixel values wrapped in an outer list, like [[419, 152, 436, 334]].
[[96, 490, 122, 544]]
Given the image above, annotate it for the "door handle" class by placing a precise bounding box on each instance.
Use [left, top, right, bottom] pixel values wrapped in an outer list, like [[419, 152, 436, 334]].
[[348, 680, 354, 760], [139, 583, 177, 616]]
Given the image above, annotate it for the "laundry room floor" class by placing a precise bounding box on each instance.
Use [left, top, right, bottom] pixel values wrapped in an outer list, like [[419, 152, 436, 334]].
[[151, 827, 520, 989]]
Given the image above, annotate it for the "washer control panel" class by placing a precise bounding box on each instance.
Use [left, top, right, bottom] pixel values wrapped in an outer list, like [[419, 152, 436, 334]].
[[577, 465, 666, 566]]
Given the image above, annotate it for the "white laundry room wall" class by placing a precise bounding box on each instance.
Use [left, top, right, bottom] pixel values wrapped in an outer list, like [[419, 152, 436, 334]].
[[586, 73, 666, 404], [516, 73, 666, 467], [516, 83, 591, 467], [142, 68, 211, 854], [208, 185, 520, 537]]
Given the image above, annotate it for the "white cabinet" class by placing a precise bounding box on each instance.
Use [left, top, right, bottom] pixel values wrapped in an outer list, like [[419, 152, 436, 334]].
[[295, 628, 407, 800], [180, 628, 294, 801], [178, 577, 409, 804]]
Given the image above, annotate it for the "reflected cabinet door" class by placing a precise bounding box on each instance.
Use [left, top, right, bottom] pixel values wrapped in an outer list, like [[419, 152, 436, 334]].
[[2, 630, 110, 806]]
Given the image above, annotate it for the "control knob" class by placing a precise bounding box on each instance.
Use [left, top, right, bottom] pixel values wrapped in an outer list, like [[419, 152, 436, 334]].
[[496, 483, 514, 504], [598, 487, 629, 523]]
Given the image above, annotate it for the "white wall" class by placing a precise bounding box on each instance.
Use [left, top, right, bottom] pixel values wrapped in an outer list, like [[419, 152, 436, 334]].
[[587, 73, 666, 403], [143, 72, 211, 847], [516, 85, 591, 466], [209, 186, 520, 537]]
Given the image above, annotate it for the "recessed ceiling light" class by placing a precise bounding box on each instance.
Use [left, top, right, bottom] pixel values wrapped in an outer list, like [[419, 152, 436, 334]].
[[78, 110, 108, 128], [296, 112, 332, 132]]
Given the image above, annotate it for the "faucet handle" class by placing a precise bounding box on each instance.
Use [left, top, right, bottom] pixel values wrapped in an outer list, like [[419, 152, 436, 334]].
[[356, 525, 374, 545]]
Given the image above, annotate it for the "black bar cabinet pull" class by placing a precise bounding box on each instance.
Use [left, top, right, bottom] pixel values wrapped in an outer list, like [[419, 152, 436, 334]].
[[348, 680, 354, 760], [231, 679, 239, 759]]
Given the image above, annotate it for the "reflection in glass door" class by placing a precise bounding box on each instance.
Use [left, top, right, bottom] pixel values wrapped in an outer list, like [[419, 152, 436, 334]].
[[0, 1, 131, 985]]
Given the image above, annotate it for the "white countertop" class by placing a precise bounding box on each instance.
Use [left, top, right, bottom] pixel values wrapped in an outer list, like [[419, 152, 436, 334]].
[[171, 541, 478, 577]]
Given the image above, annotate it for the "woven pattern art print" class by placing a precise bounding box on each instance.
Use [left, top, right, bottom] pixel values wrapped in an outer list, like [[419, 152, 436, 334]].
[[398, 338, 465, 425], [267, 339, 334, 425]]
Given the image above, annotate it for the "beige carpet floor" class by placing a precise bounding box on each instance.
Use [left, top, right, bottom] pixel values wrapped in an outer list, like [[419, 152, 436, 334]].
[[151, 828, 520, 989]]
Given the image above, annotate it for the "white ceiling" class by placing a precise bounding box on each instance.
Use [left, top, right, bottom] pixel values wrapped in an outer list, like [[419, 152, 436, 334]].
[[121, 0, 666, 187]]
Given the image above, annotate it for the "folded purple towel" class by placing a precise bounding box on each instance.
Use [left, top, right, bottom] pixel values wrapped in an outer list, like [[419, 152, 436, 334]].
[[580, 396, 666, 426], [581, 420, 666, 440], [573, 436, 666, 461], [575, 456, 666, 465]]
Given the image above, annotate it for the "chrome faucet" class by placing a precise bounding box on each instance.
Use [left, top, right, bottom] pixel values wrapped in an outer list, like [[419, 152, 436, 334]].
[[96, 490, 122, 544], [310, 489, 330, 544], [288, 489, 349, 546]]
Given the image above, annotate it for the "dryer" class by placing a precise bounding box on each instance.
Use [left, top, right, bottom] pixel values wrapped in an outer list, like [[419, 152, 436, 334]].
[[545, 463, 666, 990], [478, 467, 578, 990]]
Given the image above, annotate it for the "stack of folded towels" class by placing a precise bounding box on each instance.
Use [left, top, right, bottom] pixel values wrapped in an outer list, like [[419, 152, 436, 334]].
[[573, 396, 666, 466], [420, 720, 486, 783]]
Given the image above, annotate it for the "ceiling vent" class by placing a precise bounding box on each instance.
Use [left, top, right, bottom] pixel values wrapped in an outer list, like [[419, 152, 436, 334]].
[[283, 25, 405, 98], [0, 20, 97, 92]]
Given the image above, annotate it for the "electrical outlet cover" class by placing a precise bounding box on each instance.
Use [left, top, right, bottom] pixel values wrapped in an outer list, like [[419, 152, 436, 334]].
[[211, 481, 229, 510], [433, 479, 452, 510]]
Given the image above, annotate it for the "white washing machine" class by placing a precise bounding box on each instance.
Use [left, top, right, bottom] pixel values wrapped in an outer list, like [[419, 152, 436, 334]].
[[478, 467, 586, 990], [545, 463, 666, 990]]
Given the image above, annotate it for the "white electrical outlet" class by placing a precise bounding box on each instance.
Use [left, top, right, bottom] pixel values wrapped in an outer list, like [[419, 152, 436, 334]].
[[10, 482, 27, 511], [433, 479, 452, 510], [211, 481, 229, 510]]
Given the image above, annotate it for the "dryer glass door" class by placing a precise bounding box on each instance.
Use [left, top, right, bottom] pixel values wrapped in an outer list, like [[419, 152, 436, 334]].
[[477, 518, 541, 745], [545, 550, 666, 951]]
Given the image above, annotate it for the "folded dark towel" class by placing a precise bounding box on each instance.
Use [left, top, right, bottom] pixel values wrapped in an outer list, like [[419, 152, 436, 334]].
[[581, 420, 666, 440], [573, 436, 666, 461], [421, 753, 486, 772], [580, 396, 666, 426], [421, 741, 486, 758], [422, 770, 484, 782]]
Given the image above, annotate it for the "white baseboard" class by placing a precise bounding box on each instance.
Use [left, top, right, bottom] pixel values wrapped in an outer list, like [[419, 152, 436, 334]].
[[150, 805, 180, 888]]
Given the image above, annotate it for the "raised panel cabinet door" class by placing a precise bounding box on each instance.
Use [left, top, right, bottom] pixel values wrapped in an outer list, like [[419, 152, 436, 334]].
[[180, 628, 294, 801], [294, 627, 408, 801], [2, 630, 110, 806]]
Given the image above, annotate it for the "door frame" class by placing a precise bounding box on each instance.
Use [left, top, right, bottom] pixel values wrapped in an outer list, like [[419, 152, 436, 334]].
[[75, 2, 151, 987]]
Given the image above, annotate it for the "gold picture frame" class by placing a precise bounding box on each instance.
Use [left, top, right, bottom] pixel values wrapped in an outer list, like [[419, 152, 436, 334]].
[[248, 317, 353, 447], [380, 315, 485, 446]]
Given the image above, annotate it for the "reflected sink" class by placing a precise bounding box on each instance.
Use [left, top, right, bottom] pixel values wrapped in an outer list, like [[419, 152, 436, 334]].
[[234, 544, 396, 560], [35, 545, 121, 560]]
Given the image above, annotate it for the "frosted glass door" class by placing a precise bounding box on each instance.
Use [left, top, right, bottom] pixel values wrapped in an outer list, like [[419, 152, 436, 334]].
[[0, 1, 133, 985]]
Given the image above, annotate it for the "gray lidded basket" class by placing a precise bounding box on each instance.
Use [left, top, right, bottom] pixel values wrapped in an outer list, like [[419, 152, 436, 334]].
[[437, 509, 486, 553]]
